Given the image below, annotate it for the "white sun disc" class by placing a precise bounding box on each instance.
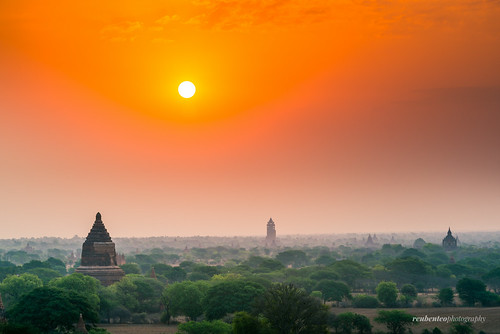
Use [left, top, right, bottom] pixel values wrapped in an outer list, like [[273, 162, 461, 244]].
[[178, 81, 196, 98]]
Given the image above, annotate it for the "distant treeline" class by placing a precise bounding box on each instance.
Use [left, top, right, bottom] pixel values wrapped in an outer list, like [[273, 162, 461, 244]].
[[1, 242, 500, 333]]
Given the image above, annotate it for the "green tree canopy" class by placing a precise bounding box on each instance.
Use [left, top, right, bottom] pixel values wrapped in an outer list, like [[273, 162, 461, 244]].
[[0, 273, 43, 307], [309, 270, 339, 281], [456, 278, 486, 306], [436, 287, 454, 306], [7, 286, 99, 333], [26, 267, 62, 284], [203, 280, 266, 320], [110, 275, 164, 313], [153, 263, 187, 282], [276, 250, 310, 268], [49, 273, 100, 310], [329, 260, 371, 288], [314, 255, 336, 266], [353, 294, 379, 308], [400, 284, 418, 306], [314, 280, 351, 305], [164, 281, 207, 321], [254, 283, 328, 334], [119, 263, 141, 275], [385, 257, 432, 285], [233, 311, 270, 334], [177, 320, 232, 334], [376, 281, 398, 307], [482, 267, 500, 293], [449, 321, 474, 334], [374, 310, 415, 334], [331, 312, 372, 334]]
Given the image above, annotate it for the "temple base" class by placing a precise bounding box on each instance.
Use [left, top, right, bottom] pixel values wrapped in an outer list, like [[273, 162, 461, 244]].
[[75, 266, 125, 286]]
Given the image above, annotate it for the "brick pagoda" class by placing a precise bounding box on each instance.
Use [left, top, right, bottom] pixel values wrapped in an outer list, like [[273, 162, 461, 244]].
[[75, 212, 124, 286]]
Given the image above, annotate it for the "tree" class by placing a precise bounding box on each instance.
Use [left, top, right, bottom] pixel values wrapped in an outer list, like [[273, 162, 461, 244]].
[[110, 275, 164, 313], [177, 320, 232, 334], [276, 250, 310, 268], [331, 312, 356, 334], [400, 284, 417, 306], [376, 281, 398, 307], [482, 267, 500, 293], [456, 278, 486, 306], [329, 260, 371, 288], [449, 321, 473, 334], [477, 290, 500, 306], [386, 257, 431, 285], [49, 273, 100, 310], [309, 270, 339, 281], [413, 238, 426, 249], [8, 287, 99, 333], [315, 255, 336, 266], [314, 280, 351, 305], [164, 281, 207, 321], [119, 263, 141, 275], [353, 313, 372, 334], [26, 268, 62, 284], [258, 259, 285, 272], [331, 312, 372, 334], [436, 287, 454, 306], [352, 295, 379, 308], [0, 323, 40, 334], [98, 286, 119, 324], [374, 310, 415, 334], [0, 273, 43, 307], [45, 257, 67, 275], [0, 261, 18, 282], [203, 280, 266, 320], [233, 311, 270, 334], [163, 265, 187, 282], [254, 283, 328, 334]]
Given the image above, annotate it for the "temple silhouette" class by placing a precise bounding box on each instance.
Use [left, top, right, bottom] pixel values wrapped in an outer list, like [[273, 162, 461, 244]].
[[442, 227, 458, 251], [266, 218, 277, 247], [75, 212, 124, 285], [0, 293, 6, 324]]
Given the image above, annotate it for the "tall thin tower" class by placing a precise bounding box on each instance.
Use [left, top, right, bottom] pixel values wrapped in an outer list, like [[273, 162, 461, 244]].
[[266, 218, 277, 247]]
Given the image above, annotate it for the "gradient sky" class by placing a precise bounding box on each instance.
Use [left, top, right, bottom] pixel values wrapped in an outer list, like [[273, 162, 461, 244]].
[[1, 0, 500, 238]]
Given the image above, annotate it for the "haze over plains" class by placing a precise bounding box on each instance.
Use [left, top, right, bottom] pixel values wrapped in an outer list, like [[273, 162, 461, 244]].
[[1, 1, 500, 238]]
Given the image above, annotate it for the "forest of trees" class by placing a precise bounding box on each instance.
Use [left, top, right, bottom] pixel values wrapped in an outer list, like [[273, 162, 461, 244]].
[[1, 238, 500, 333]]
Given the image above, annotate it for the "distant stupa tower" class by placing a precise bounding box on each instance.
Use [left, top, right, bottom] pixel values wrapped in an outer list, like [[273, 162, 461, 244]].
[[442, 227, 458, 251], [266, 218, 277, 247], [75, 213, 125, 286], [0, 293, 6, 324]]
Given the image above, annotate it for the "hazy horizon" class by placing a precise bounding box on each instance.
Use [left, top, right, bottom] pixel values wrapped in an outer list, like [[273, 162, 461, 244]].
[[2, 215, 500, 240]]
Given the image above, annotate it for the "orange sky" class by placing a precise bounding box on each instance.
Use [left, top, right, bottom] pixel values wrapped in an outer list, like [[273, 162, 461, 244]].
[[1, 0, 500, 238]]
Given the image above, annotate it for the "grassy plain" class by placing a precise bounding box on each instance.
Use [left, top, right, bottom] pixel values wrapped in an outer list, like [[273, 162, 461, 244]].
[[100, 324, 178, 334], [100, 307, 500, 333], [338, 307, 500, 333]]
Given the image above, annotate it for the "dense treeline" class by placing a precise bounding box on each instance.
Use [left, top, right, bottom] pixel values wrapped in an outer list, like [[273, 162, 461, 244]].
[[1, 242, 500, 333]]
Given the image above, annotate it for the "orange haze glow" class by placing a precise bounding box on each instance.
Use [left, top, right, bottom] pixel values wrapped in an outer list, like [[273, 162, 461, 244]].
[[1, 1, 500, 237]]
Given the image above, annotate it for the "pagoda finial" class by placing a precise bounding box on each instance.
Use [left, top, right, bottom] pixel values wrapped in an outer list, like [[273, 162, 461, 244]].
[[448, 227, 452, 235], [0, 292, 5, 320], [96, 212, 102, 221], [150, 266, 157, 279], [76, 313, 88, 333]]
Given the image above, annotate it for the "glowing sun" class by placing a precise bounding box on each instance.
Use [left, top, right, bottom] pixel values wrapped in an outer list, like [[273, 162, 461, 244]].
[[178, 81, 196, 98]]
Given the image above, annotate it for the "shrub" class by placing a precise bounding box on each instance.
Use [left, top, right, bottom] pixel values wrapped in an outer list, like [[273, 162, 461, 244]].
[[177, 320, 232, 334], [353, 295, 379, 308]]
